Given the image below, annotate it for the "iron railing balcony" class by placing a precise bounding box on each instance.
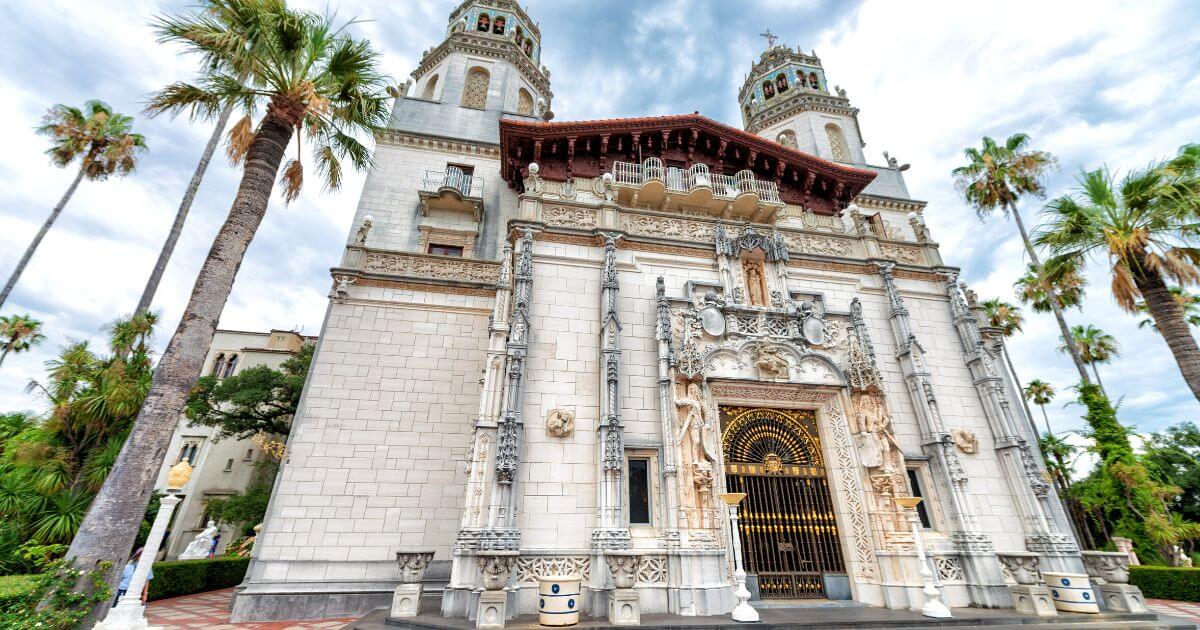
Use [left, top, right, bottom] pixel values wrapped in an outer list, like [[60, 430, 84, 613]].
[[419, 166, 486, 220], [609, 159, 782, 220]]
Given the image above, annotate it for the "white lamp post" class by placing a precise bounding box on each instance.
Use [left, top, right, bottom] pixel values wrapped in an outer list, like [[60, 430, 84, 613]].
[[720, 492, 759, 623], [894, 496, 951, 618], [96, 460, 193, 630]]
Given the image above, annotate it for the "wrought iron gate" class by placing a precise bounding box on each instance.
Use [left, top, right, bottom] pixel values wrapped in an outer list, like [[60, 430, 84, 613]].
[[721, 407, 845, 599]]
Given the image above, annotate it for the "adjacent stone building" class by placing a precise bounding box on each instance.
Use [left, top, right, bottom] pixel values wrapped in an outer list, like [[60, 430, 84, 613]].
[[232, 0, 1084, 621], [153, 329, 310, 559]]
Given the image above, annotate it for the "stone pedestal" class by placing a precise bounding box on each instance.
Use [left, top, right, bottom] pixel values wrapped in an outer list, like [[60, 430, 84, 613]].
[[1099, 583, 1148, 613], [609, 588, 641, 625], [389, 583, 422, 619], [1008, 584, 1057, 618], [476, 590, 509, 629]]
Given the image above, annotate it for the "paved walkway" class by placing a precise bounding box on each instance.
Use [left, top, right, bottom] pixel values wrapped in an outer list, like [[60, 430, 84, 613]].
[[1151, 598, 1200, 624], [145, 588, 353, 629]]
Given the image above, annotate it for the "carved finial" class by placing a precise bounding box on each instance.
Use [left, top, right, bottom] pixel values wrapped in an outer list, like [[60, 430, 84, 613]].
[[759, 29, 778, 47]]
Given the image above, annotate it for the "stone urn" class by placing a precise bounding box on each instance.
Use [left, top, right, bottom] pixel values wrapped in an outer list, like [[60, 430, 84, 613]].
[[1080, 550, 1130, 584], [604, 550, 640, 589], [997, 552, 1042, 586], [476, 550, 519, 591], [396, 551, 435, 584]]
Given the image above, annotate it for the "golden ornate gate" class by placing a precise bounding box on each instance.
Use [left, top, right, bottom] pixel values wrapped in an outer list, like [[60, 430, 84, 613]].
[[721, 406, 845, 599]]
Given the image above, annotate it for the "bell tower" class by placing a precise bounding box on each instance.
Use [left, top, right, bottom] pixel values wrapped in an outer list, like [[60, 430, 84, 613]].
[[405, 0, 553, 119], [739, 38, 864, 165]]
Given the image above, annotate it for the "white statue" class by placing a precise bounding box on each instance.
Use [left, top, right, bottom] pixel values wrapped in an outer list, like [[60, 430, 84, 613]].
[[179, 520, 219, 560], [852, 393, 903, 473]]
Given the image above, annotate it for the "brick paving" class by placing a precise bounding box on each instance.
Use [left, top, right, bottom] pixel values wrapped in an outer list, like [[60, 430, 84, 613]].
[[145, 588, 353, 630], [1149, 598, 1200, 624]]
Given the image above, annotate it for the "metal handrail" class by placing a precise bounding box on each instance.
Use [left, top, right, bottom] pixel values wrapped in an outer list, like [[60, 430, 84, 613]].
[[608, 161, 782, 204], [422, 167, 485, 197]]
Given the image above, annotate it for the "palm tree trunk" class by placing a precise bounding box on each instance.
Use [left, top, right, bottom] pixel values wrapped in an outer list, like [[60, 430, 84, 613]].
[[1001, 344, 1040, 435], [64, 110, 295, 624], [1039, 404, 1053, 437], [0, 166, 86, 311], [134, 104, 234, 317], [0, 346, 9, 370], [1133, 261, 1200, 402], [1091, 364, 1107, 398], [1006, 202, 1093, 385]]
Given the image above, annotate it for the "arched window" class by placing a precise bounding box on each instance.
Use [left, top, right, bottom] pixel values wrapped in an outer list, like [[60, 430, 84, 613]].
[[493, 15, 506, 35], [476, 13, 490, 32], [796, 72, 807, 88], [515, 27, 524, 47], [462, 67, 490, 109], [422, 74, 439, 100], [210, 353, 226, 376], [808, 72, 820, 91], [776, 130, 797, 149], [523, 39, 533, 57], [222, 354, 239, 378], [825, 123, 849, 162], [762, 80, 775, 99], [178, 440, 200, 465], [775, 73, 789, 93], [517, 88, 533, 115]]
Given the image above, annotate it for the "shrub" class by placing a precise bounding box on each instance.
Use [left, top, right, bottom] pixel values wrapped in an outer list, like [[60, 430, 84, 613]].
[[1129, 566, 1200, 602], [0, 575, 35, 608], [147, 556, 250, 601]]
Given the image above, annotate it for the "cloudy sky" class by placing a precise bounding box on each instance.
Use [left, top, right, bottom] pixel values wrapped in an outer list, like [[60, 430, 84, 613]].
[[1, 1, 1198, 452]]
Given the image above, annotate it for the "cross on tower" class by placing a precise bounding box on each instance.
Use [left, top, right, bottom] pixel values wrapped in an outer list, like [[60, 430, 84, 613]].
[[759, 29, 778, 48]]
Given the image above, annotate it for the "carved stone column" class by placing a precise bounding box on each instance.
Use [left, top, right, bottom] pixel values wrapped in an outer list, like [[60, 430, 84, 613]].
[[489, 228, 536, 548], [875, 262, 1007, 607], [655, 277, 681, 541], [444, 246, 516, 617], [941, 272, 1081, 574], [589, 233, 632, 613]]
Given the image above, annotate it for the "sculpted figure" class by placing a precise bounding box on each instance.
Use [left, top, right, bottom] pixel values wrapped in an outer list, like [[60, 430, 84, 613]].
[[753, 343, 790, 381], [180, 520, 220, 559], [853, 393, 903, 473], [546, 409, 574, 437], [675, 382, 715, 468], [951, 428, 979, 454], [692, 459, 715, 529]]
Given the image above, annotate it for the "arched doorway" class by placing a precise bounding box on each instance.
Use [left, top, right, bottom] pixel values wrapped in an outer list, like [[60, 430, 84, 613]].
[[721, 406, 846, 599]]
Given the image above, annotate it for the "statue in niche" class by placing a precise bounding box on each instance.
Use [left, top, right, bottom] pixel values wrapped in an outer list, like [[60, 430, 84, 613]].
[[753, 343, 790, 381], [851, 392, 902, 473], [546, 409, 574, 437], [951, 428, 978, 454], [743, 259, 768, 306], [675, 382, 716, 469]]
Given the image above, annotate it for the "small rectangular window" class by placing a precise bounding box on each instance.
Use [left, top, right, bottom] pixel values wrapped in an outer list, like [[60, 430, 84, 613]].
[[628, 458, 651, 525], [428, 244, 464, 257], [224, 459, 234, 472], [907, 467, 933, 529], [244, 449, 254, 462]]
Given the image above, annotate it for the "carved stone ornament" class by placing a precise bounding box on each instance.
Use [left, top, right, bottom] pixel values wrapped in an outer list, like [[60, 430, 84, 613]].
[[546, 409, 575, 437], [951, 428, 979, 454], [476, 550, 519, 591], [698, 306, 726, 337], [1081, 551, 1130, 584], [396, 550, 435, 584], [801, 314, 826, 346], [752, 343, 790, 381], [997, 552, 1042, 586], [604, 550, 640, 589]]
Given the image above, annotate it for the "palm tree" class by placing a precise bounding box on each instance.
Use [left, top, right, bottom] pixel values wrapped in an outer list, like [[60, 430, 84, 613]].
[[63, 3, 389, 618], [1058, 325, 1120, 395], [1015, 262, 1086, 314], [133, 0, 280, 317], [1036, 145, 1200, 401], [1038, 430, 1077, 489], [0, 314, 45, 369], [953, 134, 1093, 385], [981, 298, 1038, 432], [1137, 287, 1200, 331], [1023, 379, 1056, 436], [0, 100, 147, 311]]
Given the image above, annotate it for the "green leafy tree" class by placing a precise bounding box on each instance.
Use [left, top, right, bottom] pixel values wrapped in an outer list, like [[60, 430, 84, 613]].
[[1057, 325, 1120, 396], [953, 134, 1093, 384], [1015, 261, 1086, 314], [1137, 286, 1200, 331], [1143, 422, 1200, 523], [185, 342, 313, 440], [1036, 145, 1200, 402], [0, 315, 46, 370], [1024, 379, 1056, 436], [0, 101, 147, 311], [65, 4, 388, 618], [1038, 431, 1077, 489], [204, 472, 275, 536]]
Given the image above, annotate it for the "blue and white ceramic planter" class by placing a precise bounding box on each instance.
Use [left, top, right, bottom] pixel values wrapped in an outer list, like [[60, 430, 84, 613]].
[[537, 574, 581, 626], [1042, 572, 1099, 613]]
